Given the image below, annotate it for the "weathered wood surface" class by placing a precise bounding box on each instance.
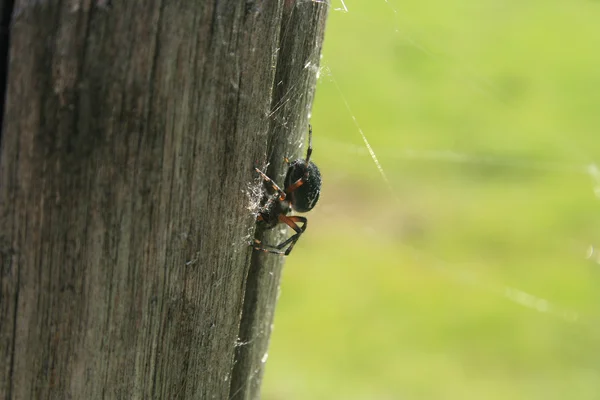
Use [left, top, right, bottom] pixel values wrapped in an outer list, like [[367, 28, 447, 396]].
[[0, 1, 328, 398]]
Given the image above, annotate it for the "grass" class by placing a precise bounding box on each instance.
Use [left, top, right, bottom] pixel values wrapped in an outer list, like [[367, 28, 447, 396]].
[[262, 0, 600, 398]]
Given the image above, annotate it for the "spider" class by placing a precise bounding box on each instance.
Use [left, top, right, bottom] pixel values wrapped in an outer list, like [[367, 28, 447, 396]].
[[253, 125, 322, 255]]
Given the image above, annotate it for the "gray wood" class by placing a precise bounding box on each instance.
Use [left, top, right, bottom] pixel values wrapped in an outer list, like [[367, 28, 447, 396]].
[[229, 2, 329, 398], [0, 1, 328, 398]]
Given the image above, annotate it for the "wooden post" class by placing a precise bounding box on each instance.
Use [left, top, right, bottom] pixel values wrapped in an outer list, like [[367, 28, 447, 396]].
[[0, 1, 328, 399]]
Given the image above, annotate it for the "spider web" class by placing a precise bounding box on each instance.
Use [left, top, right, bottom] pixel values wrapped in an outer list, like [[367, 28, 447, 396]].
[[223, 0, 600, 399], [324, 0, 600, 316], [259, 0, 600, 399]]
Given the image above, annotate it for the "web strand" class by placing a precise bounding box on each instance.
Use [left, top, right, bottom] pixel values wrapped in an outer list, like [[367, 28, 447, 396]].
[[324, 63, 588, 325]]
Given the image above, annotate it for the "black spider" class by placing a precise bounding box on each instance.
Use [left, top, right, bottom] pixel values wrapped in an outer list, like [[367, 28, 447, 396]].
[[253, 125, 322, 255]]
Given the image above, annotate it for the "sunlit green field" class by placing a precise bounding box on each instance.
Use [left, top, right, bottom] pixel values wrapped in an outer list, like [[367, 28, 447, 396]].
[[263, 1, 600, 399]]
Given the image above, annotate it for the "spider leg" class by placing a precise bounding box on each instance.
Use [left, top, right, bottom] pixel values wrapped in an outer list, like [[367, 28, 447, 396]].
[[253, 215, 307, 256], [284, 126, 312, 194], [255, 167, 286, 200], [284, 174, 307, 195], [252, 240, 287, 255], [276, 215, 307, 255], [305, 124, 313, 163]]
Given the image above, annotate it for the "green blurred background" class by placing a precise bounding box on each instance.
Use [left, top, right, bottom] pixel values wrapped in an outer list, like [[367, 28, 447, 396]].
[[263, 1, 600, 398]]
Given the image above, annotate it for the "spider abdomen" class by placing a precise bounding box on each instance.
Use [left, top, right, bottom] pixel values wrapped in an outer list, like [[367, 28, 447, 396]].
[[284, 160, 322, 213]]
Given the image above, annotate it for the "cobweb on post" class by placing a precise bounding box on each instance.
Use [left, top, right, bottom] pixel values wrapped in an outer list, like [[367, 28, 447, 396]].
[[226, 1, 332, 398]]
